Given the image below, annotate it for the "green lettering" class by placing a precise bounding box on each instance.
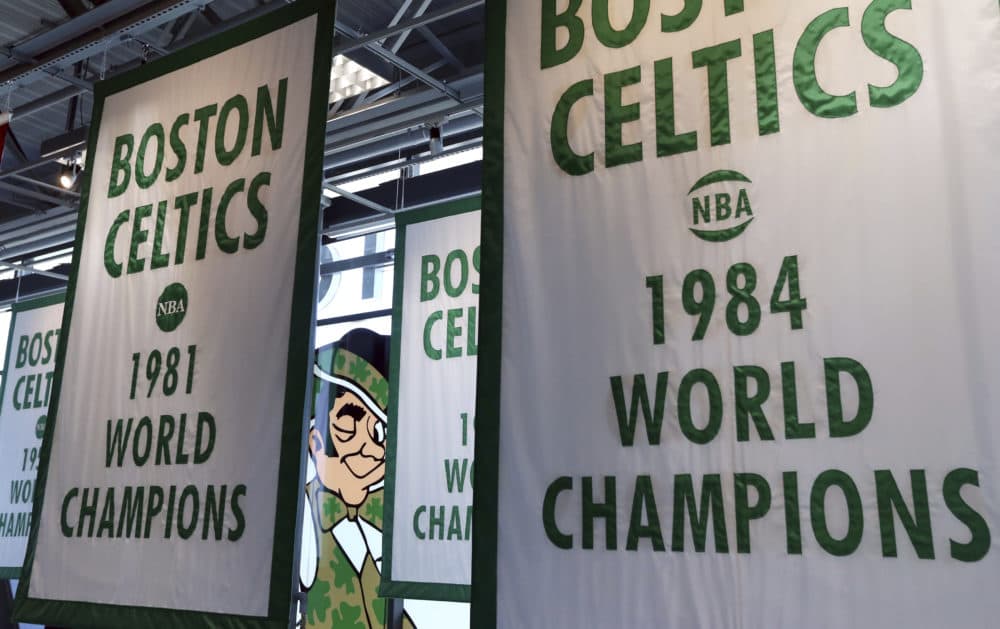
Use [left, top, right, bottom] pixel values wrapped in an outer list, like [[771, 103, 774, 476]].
[[626, 475, 664, 551], [810, 469, 863, 556], [605, 65, 643, 168], [861, 0, 924, 108], [671, 474, 728, 552], [592, 0, 648, 48], [551, 79, 595, 176], [253, 78, 287, 155], [135, 123, 165, 189], [104, 209, 130, 278], [543, 476, 573, 549], [127, 204, 153, 275], [794, 8, 858, 118], [541, 0, 584, 69], [692, 39, 742, 146], [108, 134, 134, 198]]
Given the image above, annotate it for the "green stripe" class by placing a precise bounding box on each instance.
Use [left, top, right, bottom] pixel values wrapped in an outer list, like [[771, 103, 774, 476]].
[[379, 580, 471, 603], [689, 218, 754, 243], [687, 169, 752, 194], [470, 0, 507, 626], [11, 292, 67, 314]]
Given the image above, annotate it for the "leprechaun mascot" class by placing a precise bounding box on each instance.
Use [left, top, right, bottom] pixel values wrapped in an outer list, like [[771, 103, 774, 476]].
[[300, 328, 415, 628]]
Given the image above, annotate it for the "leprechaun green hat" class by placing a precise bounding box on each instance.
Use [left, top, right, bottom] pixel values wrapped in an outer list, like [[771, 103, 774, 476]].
[[314, 328, 390, 419]]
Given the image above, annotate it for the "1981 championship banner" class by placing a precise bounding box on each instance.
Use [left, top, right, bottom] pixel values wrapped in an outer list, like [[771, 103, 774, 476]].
[[14, 2, 333, 627], [473, 2, 1000, 628]]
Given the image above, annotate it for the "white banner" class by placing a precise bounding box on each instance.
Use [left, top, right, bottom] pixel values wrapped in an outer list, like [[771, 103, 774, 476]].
[[474, 2, 1000, 629], [0, 295, 63, 577], [383, 201, 480, 602], [13, 2, 332, 628]]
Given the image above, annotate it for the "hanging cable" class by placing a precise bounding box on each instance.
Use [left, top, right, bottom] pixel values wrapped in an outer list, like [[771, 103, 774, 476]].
[[100, 41, 110, 81]]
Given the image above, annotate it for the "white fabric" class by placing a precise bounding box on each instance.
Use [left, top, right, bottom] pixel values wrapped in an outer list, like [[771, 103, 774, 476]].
[[495, 2, 1000, 629]]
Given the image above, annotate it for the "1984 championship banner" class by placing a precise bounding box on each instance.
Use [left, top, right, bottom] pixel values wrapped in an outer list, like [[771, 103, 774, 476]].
[[13, 2, 333, 627], [473, 2, 1000, 628]]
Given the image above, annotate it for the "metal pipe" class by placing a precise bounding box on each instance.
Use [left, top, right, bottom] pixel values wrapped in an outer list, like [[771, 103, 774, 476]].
[[325, 112, 482, 172], [0, 260, 69, 281], [324, 185, 395, 215], [331, 0, 484, 56]]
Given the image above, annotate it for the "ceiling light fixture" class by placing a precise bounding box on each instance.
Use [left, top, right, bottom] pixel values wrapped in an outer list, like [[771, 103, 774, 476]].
[[58, 161, 78, 190], [329, 55, 390, 103]]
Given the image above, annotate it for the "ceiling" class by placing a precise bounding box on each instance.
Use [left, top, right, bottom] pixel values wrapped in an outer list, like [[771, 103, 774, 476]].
[[0, 0, 485, 303]]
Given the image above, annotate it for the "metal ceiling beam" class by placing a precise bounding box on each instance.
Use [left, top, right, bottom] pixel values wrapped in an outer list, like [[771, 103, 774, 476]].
[[388, 0, 433, 54], [335, 24, 461, 103], [4, 0, 155, 61], [10, 85, 84, 119], [0, 0, 211, 88], [0, 151, 76, 181], [324, 72, 483, 153], [11, 173, 80, 198], [0, 180, 68, 205], [416, 26, 464, 70], [326, 137, 482, 186], [0, 260, 69, 281], [324, 185, 395, 215], [331, 0, 483, 56]]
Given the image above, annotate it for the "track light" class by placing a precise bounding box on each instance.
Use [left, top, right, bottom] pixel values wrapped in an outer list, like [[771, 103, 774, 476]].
[[59, 162, 78, 189], [429, 124, 443, 155]]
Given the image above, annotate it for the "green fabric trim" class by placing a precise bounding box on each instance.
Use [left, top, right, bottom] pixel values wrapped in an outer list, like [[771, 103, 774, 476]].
[[11, 2, 333, 628], [378, 580, 471, 603], [0, 292, 65, 577], [381, 195, 480, 603], [469, 0, 506, 626], [269, 0, 334, 624], [10, 292, 67, 314]]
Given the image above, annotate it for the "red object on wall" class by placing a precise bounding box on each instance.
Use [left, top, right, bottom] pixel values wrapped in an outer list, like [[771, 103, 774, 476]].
[[0, 112, 10, 165]]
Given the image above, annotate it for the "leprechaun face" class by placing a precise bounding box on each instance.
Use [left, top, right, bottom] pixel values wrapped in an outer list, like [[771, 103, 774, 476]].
[[310, 389, 387, 507]]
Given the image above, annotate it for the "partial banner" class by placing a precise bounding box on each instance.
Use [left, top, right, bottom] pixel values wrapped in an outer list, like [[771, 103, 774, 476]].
[[0, 294, 64, 578], [474, 2, 1000, 629], [382, 197, 481, 602], [13, 1, 333, 628]]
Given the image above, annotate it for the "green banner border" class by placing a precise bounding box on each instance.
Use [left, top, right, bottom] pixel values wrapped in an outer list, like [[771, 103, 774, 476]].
[[0, 292, 66, 578], [379, 195, 481, 603], [469, 0, 506, 625], [11, 1, 332, 627]]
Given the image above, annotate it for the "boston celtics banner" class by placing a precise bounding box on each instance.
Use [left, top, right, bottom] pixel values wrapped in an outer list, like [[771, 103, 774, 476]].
[[382, 198, 481, 602], [13, 2, 333, 628], [0, 294, 64, 578], [474, 2, 1000, 628]]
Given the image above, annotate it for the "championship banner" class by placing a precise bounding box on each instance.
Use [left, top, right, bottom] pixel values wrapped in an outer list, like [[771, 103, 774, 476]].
[[0, 112, 10, 165], [382, 198, 481, 602], [13, 2, 333, 628], [474, 2, 1000, 628], [0, 294, 64, 578]]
